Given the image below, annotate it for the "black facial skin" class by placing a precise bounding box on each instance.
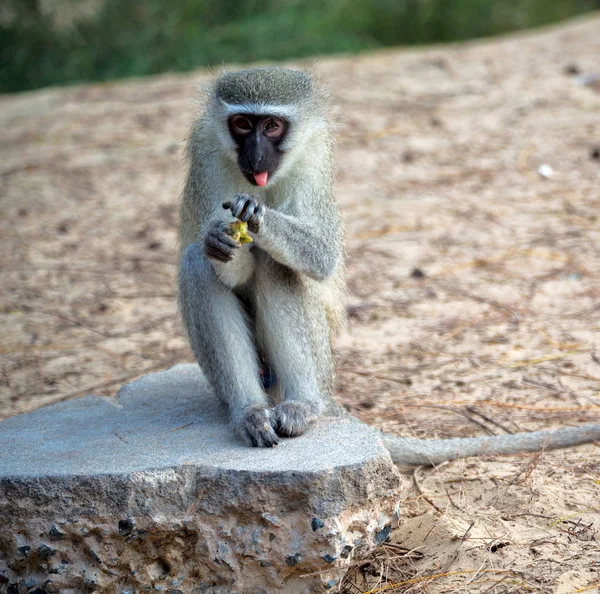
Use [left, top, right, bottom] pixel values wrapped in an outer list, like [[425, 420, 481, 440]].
[[228, 114, 289, 186]]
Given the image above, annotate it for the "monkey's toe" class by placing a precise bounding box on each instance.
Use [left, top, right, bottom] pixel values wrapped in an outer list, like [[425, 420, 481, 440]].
[[272, 401, 316, 438], [236, 406, 279, 448]]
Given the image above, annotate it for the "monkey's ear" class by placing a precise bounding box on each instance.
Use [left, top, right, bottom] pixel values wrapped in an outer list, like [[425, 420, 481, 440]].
[[193, 66, 229, 117], [301, 61, 338, 129]]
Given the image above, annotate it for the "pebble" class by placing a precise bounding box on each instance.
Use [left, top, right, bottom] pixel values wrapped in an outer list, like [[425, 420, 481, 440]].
[[538, 164, 553, 179]]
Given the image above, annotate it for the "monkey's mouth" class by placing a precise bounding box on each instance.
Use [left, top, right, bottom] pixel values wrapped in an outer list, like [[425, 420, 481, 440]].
[[253, 172, 269, 186], [242, 170, 269, 187]]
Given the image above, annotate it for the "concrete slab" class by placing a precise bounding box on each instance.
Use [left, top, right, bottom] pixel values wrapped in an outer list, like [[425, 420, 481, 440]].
[[0, 364, 402, 593]]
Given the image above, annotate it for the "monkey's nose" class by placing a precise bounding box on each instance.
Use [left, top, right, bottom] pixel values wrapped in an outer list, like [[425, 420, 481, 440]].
[[251, 154, 265, 172]]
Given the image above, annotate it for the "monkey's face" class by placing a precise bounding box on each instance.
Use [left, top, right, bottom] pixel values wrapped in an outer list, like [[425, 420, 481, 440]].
[[228, 114, 289, 187]]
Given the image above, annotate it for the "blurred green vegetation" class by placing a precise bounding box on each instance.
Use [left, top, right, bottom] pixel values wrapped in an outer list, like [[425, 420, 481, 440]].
[[1, 0, 597, 93]]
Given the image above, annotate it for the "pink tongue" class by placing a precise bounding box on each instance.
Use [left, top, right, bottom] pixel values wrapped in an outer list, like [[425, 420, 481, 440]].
[[254, 171, 269, 186]]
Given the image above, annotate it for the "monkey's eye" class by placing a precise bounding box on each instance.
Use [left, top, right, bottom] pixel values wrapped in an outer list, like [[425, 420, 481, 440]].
[[263, 118, 284, 138], [231, 116, 253, 135]]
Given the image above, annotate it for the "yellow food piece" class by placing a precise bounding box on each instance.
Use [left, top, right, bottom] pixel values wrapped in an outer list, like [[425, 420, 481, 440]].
[[230, 221, 253, 244]]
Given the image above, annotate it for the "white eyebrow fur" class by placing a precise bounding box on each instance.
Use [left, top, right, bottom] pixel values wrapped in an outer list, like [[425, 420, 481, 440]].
[[219, 100, 298, 120]]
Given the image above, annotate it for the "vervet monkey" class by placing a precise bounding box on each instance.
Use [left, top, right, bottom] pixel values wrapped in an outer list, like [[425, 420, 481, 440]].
[[178, 66, 600, 465]]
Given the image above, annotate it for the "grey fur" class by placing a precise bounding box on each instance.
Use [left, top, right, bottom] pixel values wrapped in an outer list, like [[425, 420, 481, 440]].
[[325, 401, 600, 465], [216, 67, 314, 106], [379, 424, 600, 466], [178, 66, 600, 463]]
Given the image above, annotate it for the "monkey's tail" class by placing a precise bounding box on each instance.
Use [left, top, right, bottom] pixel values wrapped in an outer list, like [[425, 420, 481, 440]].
[[380, 423, 600, 466]]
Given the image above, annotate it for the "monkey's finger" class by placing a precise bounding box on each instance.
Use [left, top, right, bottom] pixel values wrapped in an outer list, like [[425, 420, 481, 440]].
[[205, 246, 233, 262], [205, 235, 237, 261], [247, 204, 266, 233], [240, 200, 265, 224], [215, 231, 239, 248], [272, 401, 313, 438], [234, 194, 255, 218], [207, 230, 238, 249], [246, 426, 279, 448], [238, 407, 279, 448], [210, 244, 234, 259], [231, 198, 250, 219], [237, 201, 255, 222], [250, 203, 266, 221], [231, 192, 253, 203]]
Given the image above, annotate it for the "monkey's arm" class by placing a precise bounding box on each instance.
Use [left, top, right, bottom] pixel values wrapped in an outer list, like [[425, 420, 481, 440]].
[[259, 209, 342, 280], [225, 194, 343, 281]]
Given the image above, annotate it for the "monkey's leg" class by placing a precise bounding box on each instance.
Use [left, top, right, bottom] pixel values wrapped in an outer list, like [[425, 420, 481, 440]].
[[178, 243, 279, 447], [254, 250, 333, 438]]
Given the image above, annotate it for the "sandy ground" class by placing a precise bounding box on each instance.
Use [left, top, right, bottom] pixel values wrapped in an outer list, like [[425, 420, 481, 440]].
[[2, 14, 600, 594]]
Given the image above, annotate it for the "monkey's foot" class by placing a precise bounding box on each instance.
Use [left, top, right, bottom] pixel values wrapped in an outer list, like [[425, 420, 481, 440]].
[[235, 405, 279, 448], [272, 401, 318, 438]]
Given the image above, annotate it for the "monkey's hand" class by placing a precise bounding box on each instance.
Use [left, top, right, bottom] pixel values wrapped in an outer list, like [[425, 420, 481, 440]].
[[272, 401, 319, 438], [223, 194, 266, 234], [234, 405, 279, 448], [204, 221, 240, 263]]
